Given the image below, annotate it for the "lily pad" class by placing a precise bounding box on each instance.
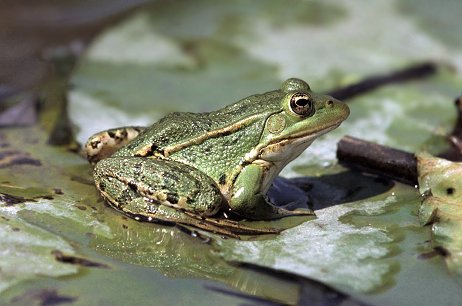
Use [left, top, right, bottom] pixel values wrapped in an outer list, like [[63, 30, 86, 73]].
[[4, 0, 462, 305], [67, 0, 462, 303], [0, 209, 77, 294], [219, 195, 398, 292], [0, 154, 75, 294]]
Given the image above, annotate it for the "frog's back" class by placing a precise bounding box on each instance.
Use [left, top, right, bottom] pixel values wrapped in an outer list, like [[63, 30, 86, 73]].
[[113, 112, 209, 157], [114, 90, 283, 157]]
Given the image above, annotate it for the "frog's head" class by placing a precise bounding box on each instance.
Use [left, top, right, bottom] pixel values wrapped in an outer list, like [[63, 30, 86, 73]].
[[257, 78, 349, 163]]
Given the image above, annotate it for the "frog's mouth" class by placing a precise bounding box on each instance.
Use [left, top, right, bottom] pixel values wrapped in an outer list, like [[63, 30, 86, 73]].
[[259, 123, 340, 163]]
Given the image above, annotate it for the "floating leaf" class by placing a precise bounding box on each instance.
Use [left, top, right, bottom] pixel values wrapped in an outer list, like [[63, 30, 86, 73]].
[[67, 0, 462, 304], [0, 209, 77, 293], [219, 195, 398, 292], [5, 0, 462, 305]]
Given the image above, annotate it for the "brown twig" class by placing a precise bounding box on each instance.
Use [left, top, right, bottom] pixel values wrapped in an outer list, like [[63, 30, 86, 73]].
[[332, 63, 462, 185], [327, 62, 438, 101], [336, 95, 462, 185], [337, 136, 417, 186]]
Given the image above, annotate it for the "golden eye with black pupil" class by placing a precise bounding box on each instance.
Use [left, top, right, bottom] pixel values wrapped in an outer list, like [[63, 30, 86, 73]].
[[289, 93, 313, 116]]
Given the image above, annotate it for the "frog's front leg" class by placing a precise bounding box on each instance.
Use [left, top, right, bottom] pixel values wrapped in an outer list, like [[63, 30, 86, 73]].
[[85, 126, 145, 164], [229, 163, 315, 220]]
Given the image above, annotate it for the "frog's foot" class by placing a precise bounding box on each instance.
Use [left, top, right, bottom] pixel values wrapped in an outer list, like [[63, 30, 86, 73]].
[[182, 211, 281, 236], [84, 126, 145, 164], [261, 205, 315, 220], [231, 192, 315, 221], [280, 206, 314, 216]]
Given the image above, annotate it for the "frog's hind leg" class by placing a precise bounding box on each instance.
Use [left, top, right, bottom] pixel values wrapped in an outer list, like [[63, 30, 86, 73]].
[[94, 157, 279, 237], [85, 126, 145, 164], [94, 157, 224, 215]]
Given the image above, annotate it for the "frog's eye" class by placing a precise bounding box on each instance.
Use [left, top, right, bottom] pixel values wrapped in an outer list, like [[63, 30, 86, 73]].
[[289, 93, 313, 116]]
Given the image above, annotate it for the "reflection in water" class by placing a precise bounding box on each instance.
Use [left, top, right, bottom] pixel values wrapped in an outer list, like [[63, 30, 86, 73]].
[[90, 214, 300, 304]]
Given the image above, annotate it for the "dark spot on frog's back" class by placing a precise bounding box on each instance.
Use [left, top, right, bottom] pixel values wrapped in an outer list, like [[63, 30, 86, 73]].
[[218, 129, 234, 137], [98, 181, 106, 192], [137, 143, 164, 157], [219, 173, 226, 185], [107, 130, 116, 138], [166, 193, 179, 204], [202, 144, 212, 153], [150, 144, 159, 152], [127, 181, 138, 191]]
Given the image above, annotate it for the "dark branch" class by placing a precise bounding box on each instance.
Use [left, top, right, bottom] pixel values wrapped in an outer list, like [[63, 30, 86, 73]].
[[331, 63, 462, 185], [327, 62, 438, 101], [337, 136, 417, 186]]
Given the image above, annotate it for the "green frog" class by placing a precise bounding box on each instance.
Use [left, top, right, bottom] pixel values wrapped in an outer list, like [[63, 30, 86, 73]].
[[85, 78, 349, 237]]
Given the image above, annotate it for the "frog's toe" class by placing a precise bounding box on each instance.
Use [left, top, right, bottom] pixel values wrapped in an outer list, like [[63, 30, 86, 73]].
[[269, 206, 315, 219], [291, 208, 316, 216]]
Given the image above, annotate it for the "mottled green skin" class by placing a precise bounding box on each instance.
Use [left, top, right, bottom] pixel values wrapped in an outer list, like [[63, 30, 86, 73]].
[[114, 97, 274, 183], [86, 79, 349, 236]]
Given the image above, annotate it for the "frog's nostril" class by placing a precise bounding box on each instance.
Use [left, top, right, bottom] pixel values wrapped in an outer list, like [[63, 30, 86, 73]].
[[326, 100, 334, 107]]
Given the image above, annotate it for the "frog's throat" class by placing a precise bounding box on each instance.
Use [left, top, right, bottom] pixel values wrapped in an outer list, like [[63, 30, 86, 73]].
[[258, 123, 340, 162], [256, 125, 339, 193]]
